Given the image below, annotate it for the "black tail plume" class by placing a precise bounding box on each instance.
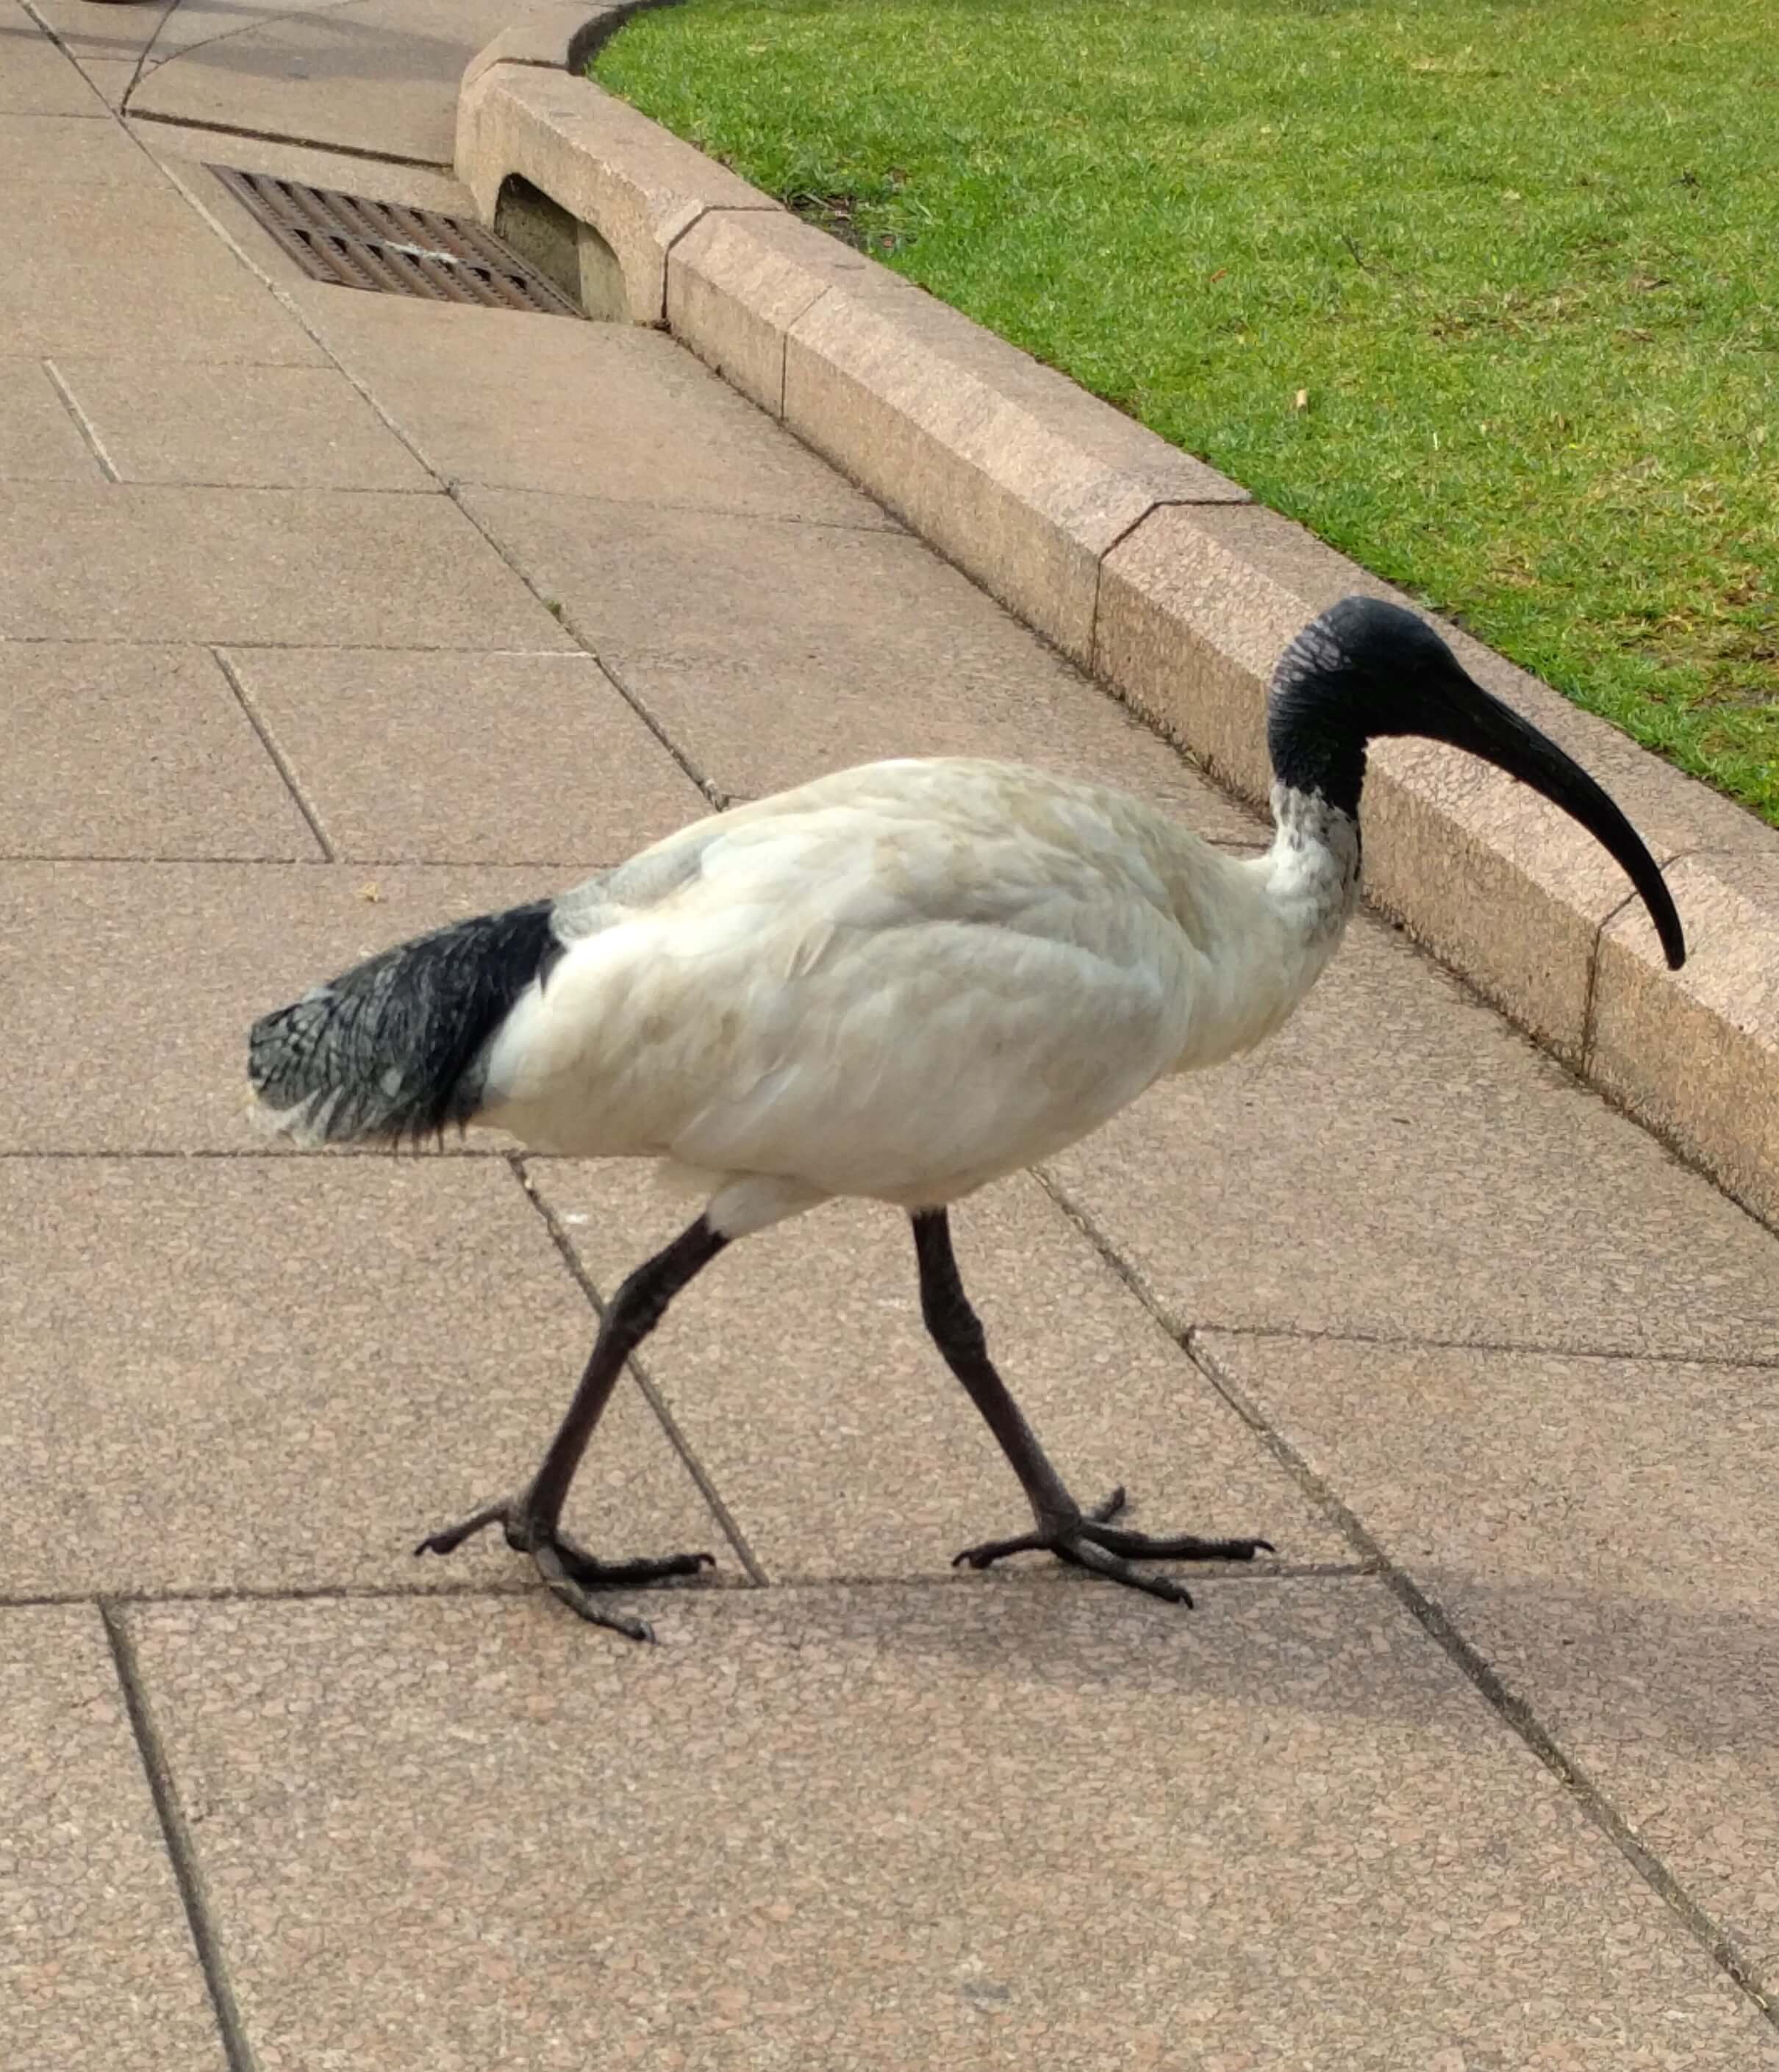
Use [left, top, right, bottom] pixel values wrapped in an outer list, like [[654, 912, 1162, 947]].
[[248, 900, 562, 1146]]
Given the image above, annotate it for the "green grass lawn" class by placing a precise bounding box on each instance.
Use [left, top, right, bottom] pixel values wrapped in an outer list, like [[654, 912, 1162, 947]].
[[597, 0, 1779, 827]]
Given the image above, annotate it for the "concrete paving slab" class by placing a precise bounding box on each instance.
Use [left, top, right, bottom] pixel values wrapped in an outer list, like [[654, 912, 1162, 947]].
[[1195, 1330, 1779, 1984], [0, 483, 573, 645], [226, 646, 708, 862], [0, 1157, 724, 1597], [57, 53, 136, 110], [0, 0, 106, 114], [0, 181, 323, 362], [0, 111, 154, 179], [53, 358, 434, 490], [293, 291, 901, 526], [459, 488, 1263, 831], [0, 356, 102, 481], [0, 862, 563, 1150], [0, 1605, 226, 2070], [26, 0, 336, 66], [0, 642, 318, 858], [1045, 912, 1779, 1361], [534, 1163, 1348, 1582], [124, 1583, 1776, 2071], [126, 0, 560, 166]]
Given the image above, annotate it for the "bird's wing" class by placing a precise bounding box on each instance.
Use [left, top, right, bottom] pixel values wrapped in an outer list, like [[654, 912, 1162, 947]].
[[485, 761, 1214, 1202]]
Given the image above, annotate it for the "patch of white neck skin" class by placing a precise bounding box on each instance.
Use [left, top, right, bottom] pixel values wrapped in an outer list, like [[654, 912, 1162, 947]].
[[1260, 781, 1364, 947]]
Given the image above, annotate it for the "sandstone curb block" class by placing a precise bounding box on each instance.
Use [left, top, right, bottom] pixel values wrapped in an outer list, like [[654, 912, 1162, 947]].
[[455, 42, 1779, 1229], [1592, 851, 1779, 1226], [670, 208, 1249, 667], [667, 209, 849, 417], [455, 66, 782, 324]]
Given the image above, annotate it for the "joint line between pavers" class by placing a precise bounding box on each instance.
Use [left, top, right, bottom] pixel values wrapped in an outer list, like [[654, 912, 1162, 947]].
[[1178, 1319, 1779, 1374], [593, 653, 726, 808], [0, 850, 326, 864], [107, 0, 373, 130], [452, 483, 901, 536], [1182, 1326, 1779, 2026], [504, 1152, 771, 1585], [0, 1146, 513, 1160], [100, 1602, 261, 2072], [427, 484, 726, 805], [0, 1566, 1372, 1614], [126, 107, 451, 173], [1030, 1165, 1190, 1339], [210, 648, 337, 861], [0, 635, 586, 653], [40, 358, 121, 481], [0, 851, 640, 868]]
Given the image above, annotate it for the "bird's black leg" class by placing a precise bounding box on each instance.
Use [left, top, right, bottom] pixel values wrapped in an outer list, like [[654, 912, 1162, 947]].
[[416, 1214, 728, 1641], [911, 1209, 1273, 1607]]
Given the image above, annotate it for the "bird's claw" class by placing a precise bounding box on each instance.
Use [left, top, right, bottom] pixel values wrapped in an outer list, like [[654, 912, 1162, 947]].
[[952, 1487, 1274, 1608], [415, 1496, 715, 1641]]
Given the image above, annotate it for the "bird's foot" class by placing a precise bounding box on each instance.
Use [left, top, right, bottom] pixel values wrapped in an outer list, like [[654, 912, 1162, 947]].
[[415, 1498, 715, 1642], [951, 1488, 1274, 1608]]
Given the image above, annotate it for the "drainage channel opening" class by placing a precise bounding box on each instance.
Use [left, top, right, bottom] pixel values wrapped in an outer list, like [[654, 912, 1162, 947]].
[[210, 166, 586, 318]]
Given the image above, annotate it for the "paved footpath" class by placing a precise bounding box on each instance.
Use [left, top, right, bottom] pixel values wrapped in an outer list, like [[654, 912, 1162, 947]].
[[4, 4, 1779, 2066]]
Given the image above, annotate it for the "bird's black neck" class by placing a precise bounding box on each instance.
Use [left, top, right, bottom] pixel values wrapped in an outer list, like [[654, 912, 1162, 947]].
[[1266, 653, 1372, 822], [1260, 605, 1385, 816]]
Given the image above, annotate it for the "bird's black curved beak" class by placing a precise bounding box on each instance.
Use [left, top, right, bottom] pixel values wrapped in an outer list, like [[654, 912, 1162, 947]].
[[1413, 670, 1686, 971]]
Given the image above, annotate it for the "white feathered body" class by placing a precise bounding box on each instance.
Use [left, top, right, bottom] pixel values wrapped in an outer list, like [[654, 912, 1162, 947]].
[[468, 759, 1358, 1224]]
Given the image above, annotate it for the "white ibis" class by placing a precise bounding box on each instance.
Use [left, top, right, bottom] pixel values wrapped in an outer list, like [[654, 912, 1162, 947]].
[[249, 597, 1685, 1639]]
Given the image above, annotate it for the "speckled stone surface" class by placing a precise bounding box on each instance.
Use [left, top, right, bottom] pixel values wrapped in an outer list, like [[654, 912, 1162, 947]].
[[0, 864, 561, 1150], [0, 1605, 226, 2070], [0, 113, 151, 183], [126, 1583, 1775, 2071], [0, 483, 570, 646], [0, 355, 104, 482], [0, 0, 112, 114], [533, 1163, 1346, 1582], [222, 648, 707, 864], [0, 1157, 725, 1598], [1196, 1330, 1779, 1986], [52, 359, 434, 491], [0, 643, 318, 859], [0, 184, 323, 363]]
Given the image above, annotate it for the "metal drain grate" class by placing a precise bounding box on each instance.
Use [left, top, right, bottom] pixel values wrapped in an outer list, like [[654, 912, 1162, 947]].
[[211, 167, 584, 317]]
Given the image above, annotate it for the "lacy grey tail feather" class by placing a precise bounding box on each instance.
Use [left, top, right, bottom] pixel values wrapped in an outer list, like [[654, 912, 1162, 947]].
[[248, 900, 562, 1145]]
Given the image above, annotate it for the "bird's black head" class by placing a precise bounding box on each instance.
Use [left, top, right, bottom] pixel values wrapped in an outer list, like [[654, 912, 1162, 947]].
[[1267, 595, 1686, 969]]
